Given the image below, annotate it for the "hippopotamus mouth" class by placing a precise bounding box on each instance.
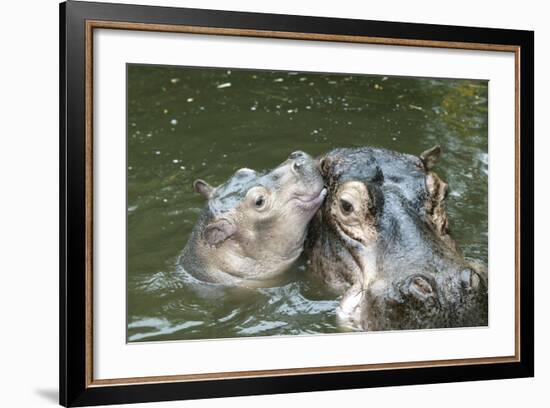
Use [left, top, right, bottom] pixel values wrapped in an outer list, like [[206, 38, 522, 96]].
[[293, 188, 328, 210]]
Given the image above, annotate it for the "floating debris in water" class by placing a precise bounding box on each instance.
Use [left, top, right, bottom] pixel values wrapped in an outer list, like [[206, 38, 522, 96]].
[[374, 83, 383, 90], [217, 82, 231, 89], [128, 166, 133, 170], [226, 70, 232, 75], [328, 80, 337, 85], [432, 106, 444, 115], [299, 77, 307, 82], [408, 104, 424, 111], [155, 151, 161, 155], [250, 106, 257, 111], [170, 78, 180, 84], [163, 109, 168, 114], [180, 166, 186, 170], [170, 119, 178, 125], [163, 198, 168, 203], [130, 122, 136, 127], [273, 78, 284, 82], [382, 76, 388, 81], [305, 105, 311, 109], [172, 159, 179, 164], [186, 97, 194, 102]]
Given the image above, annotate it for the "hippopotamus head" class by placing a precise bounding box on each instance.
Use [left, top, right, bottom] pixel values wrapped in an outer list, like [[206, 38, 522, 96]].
[[305, 146, 487, 330], [182, 151, 326, 286]]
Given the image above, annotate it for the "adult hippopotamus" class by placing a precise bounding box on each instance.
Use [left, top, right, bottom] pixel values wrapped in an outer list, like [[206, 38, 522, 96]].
[[305, 145, 488, 331], [180, 151, 326, 287]]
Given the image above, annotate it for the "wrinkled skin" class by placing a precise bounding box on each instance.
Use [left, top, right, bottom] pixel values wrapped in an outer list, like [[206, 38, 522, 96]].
[[180, 151, 326, 287], [305, 146, 488, 330]]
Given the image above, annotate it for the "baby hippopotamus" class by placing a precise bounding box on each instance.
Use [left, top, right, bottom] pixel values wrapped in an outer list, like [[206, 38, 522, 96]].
[[305, 146, 488, 331], [181, 151, 326, 286]]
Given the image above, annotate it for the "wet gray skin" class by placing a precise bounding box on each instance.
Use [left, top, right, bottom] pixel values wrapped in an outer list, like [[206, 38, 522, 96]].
[[180, 151, 326, 287], [305, 146, 488, 331]]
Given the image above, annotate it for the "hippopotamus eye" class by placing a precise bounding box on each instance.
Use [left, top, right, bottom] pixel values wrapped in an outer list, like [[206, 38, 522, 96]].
[[255, 196, 265, 208], [340, 199, 354, 214]]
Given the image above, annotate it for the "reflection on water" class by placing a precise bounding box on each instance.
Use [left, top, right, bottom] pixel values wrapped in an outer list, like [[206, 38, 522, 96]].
[[127, 64, 488, 342]]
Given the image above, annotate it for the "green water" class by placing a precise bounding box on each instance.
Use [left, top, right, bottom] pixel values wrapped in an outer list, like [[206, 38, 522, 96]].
[[127, 64, 488, 342]]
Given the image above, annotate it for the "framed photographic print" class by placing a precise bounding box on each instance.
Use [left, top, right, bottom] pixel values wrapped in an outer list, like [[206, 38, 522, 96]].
[[60, 1, 534, 406]]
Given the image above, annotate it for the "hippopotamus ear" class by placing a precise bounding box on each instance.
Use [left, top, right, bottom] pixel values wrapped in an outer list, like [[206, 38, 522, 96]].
[[420, 145, 442, 171], [203, 219, 236, 247], [193, 179, 214, 199]]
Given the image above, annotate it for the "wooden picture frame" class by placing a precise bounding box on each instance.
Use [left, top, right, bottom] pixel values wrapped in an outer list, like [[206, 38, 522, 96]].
[[60, 1, 534, 406]]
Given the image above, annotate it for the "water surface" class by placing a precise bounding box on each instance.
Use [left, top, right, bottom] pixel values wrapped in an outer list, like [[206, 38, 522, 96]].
[[127, 64, 488, 342]]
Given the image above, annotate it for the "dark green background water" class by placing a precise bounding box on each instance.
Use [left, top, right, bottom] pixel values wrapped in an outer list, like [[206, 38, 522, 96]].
[[127, 64, 488, 342]]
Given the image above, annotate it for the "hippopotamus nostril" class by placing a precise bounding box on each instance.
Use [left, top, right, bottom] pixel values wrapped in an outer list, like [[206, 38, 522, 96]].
[[290, 151, 311, 173], [398, 274, 435, 302], [412, 276, 433, 294], [470, 272, 481, 290], [289, 150, 306, 160], [460, 268, 481, 291]]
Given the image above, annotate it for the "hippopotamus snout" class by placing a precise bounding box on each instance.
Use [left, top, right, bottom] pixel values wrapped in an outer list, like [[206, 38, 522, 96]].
[[286, 151, 325, 194], [397, 268, 486, 305], [362, 268, 487, 331], [393, 268, 485, 321], [405, 268, 483, 292]]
